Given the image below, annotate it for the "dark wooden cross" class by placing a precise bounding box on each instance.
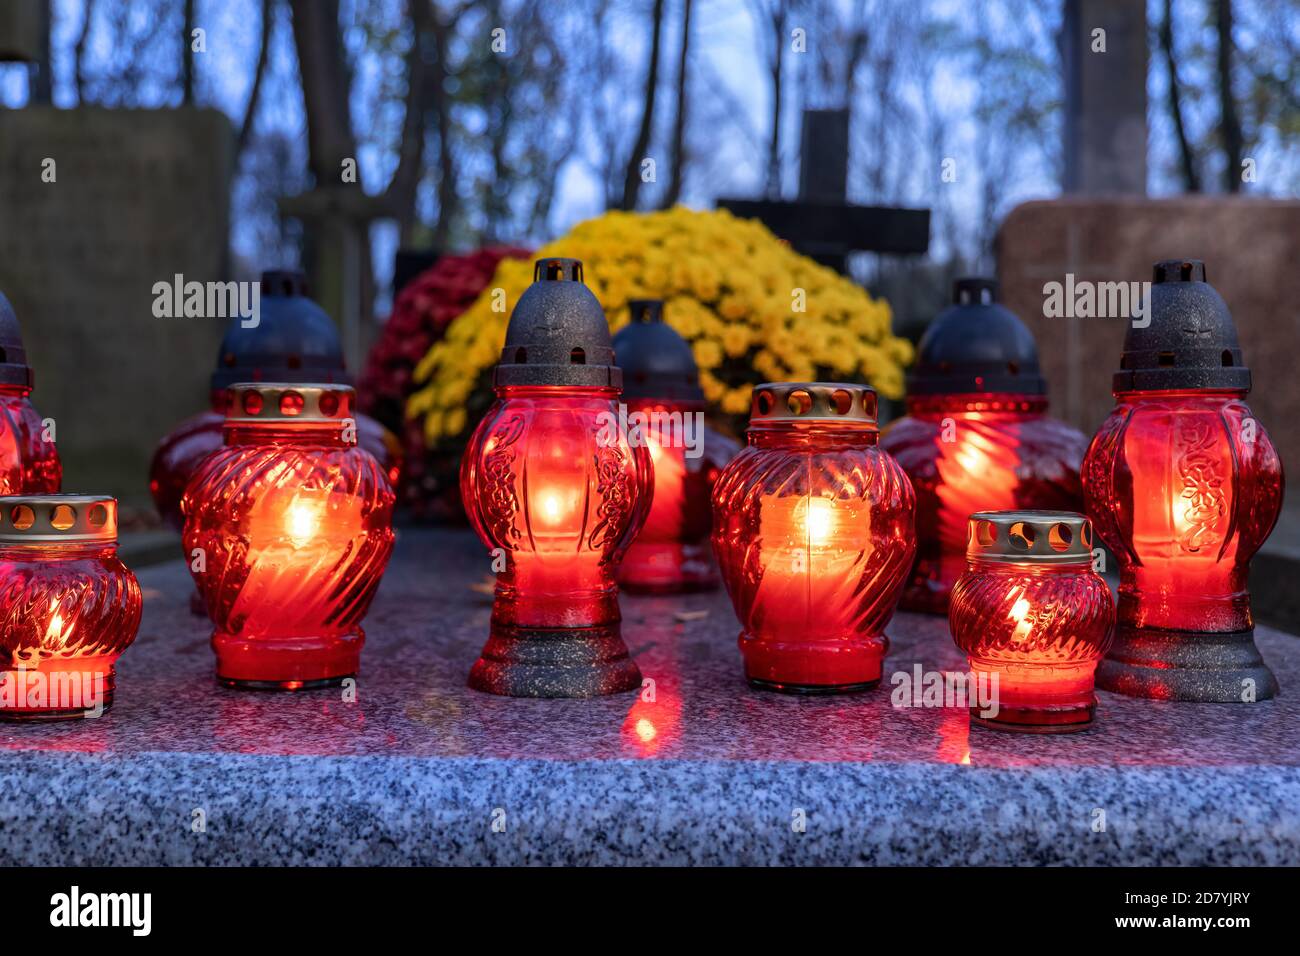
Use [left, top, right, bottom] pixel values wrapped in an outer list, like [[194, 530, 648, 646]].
[[718, 109, 930, 274]]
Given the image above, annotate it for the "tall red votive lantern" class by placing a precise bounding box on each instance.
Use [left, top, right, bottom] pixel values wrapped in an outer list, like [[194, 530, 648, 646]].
[[949, 511, 1114, 733], [0, 291, 61, 494], [713, 383, 915, 693], [1083, 259, 1283, 701], [0, 495, 141, 719], [150, 270, 400, 533], [460, 258, 652, 697], [881, 279, 1087, 615], [612, 298, 738, 593], [182, 383, 395, 689]]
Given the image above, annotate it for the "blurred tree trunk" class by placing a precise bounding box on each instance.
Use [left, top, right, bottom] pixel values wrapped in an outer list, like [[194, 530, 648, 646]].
[[621, 0, 666, 210], [760, 1, 787, 197], [429, 4, 459, 250], [1215, 0, 1243, 192], [237, 0, 274, 159], [384, 0, 431, 244], [182, 0, 195, 103], [289, 0, 356, 177], [1160, 0, 1199, 191], [661, 0, 692, 208]]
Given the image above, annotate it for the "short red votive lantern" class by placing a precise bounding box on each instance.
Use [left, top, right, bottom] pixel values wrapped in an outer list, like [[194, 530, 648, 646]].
[[712, 382, 916, 693], [150, 270, 400, 533], [0, 495, 141, 720], [182, 383, 395, 689], [949, 511, 1114, 733], [1083, 259, 1283, 701], [882, 278, 1087, 615], [0, 292, 62, 494], [612, 298, 738, 593], [460, 258, 652, 697]]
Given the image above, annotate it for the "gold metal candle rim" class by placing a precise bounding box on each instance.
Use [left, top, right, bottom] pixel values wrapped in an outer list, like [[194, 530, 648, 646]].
[[966, 510, 1094, 564], [749, 382, 879, 426], [0, 494, 118, 545], [225, 382, 356, 425]]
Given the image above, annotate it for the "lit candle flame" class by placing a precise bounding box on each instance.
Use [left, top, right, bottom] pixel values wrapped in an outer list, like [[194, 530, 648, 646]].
[[1009, 596, 1033, 642], [285, 501, 320, 548], [43, 597, 71, 649], [804, 497, 835, 548]]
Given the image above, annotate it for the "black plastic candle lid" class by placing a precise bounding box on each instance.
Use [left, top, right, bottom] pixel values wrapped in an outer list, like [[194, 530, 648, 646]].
[[1112, 260, 1251, 393], [0, 290, 35, 389], [494, 259, 621, 389], [907, 278, 1047, 396], [210, 270, 350, 391], [611, 299, 704, 402]]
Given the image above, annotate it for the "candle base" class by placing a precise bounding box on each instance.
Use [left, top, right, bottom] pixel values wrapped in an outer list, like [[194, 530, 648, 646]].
[[740, 632, 887, 694], [0, 660, 116, 720], [971, 700, 1095, 734], [747, 676, 879, 695], [468, 621, 642, 698], [213, 630, 364, 690], [1097, 624, 1279, 702]]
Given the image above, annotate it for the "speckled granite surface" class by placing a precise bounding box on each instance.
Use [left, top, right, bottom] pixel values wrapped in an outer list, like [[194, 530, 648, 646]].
[[1, 528, 1297, 865]]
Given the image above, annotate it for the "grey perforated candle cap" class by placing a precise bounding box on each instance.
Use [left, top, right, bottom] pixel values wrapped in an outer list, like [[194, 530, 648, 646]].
[[1112, 259, 1251, 393], [0, 290, 35, 389], [493, 258, 622, 390], [612, 298, 704, 401]]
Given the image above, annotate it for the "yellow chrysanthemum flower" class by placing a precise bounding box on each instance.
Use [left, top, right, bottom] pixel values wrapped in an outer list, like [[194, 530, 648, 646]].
[[407, 207, 910, 443]]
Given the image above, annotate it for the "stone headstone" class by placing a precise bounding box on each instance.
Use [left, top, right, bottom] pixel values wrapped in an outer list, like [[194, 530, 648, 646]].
[[0, 107, 232, 504], [996, 196, 1300, 473], [1061, 0, 1147, 194]]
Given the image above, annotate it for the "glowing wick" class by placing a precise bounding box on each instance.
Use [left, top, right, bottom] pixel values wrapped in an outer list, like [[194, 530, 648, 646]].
[[43, 597, 71, 648], [285, 502, 320, 548], [538, 491, 565, 524], [1009, 596, 1033, 642], [804, 497, 835, 548]]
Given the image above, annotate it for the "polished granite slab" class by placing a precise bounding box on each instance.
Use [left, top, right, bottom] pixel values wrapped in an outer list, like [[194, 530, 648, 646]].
[[1, 528, 1296, 865]]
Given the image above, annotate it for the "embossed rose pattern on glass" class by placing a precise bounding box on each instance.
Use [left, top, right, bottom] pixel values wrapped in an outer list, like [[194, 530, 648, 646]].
[[461, 385, 653, 634], [0, 386, 61, 495], [1082, 391, 1283, 636]]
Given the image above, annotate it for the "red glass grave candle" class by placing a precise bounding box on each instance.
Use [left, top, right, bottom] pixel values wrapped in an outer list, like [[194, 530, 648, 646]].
[[882, 279, 1087, 615], [612, 299, 739, 593], [712, 382, 916, 693], [150, 271, 400, 533], [182, 383, 395, 689], [949, 511, 1114, 732], [1083, 260, 1283, 701], [461, 259, 652, 697], [0, 495, 141, 720], [0, 292, 61, 494]]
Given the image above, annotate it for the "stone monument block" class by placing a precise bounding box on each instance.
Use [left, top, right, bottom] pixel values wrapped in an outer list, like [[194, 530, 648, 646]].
[[0, 107, 232, 504], [996, 196, 1300, 477]]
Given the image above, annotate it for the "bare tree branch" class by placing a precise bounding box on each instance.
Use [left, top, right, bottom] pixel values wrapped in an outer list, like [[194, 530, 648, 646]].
[[621, 0, 667, 210]]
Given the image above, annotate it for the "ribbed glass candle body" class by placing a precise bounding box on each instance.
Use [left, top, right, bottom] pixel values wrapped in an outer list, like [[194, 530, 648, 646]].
[[713, 386, 915, 693], [152, 390, 399, 532], [183, 397, 395, 688], [882, 393, 1086, 614], [0, 497, 140, 720], [949, 514, 1114, 732]]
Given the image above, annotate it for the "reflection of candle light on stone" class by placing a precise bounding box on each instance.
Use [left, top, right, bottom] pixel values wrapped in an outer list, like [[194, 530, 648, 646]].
[[635, 717, 656, 743]]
